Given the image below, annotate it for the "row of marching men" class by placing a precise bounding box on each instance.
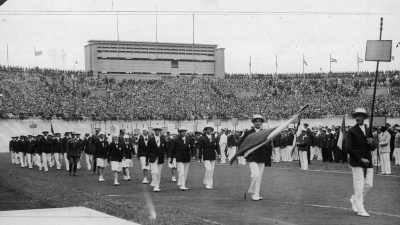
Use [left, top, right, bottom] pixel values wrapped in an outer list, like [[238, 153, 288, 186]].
[[9, 131, 89, 172]]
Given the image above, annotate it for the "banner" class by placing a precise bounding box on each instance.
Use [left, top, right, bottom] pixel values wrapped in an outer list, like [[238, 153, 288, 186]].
[[175, 123, 181, 129], [35, 51, 42, 56], [232, 118, 238, 126], [162, 127, 168, 133], [214, 119, 221, 126], [134, 129, 140, 135]]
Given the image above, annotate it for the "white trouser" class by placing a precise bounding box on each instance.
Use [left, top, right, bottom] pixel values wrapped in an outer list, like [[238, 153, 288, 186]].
[[248, 162, 265, 197], [36, 154, 42, 169], [203, 160, 216, 187], [372, 150, 379, 165], [54, 153, 62, 169], [150, 159, 163, 189], [351, 167, 373, 213], [77, 154, 82, 169], [177, 162, 190, 187], [310, 146, 315, 160], [227, 146, 236, 161], [27, 153, 33, 168], [64, 153, 69, 170], [15, 152, 20, 164], [219, 143, 227, 163], [41, 153, 48, 171], [394, 148, 400, 165], [238, 156, 246, 165], [273, 147, 280, 162], [286, 146, 294, 161], [86, 153, 93, 170], [380, 152, 391, 174], [11, 152, 16, 164], [46, 153, 52, 167], [18, 152, 25, 167], [316, 147, 322, 160], [299, 151, 308, 170], [281, 147, 287, 161]]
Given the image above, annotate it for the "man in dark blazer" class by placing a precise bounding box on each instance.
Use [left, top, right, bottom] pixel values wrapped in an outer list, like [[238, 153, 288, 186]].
[[198, 126, 221, 189], [26, 135, 35, 169], [9, 136, 16, 164], [320, 129, 327, 162], [237, 115, 268, 201], [17, 135, 25, 168], [41, 131, 53, 171], [61, 132, 70, 171], [53, 133, 63, 170], [347, 108, 376, 217], [146, 127, 167, 192], [171, 127, 195, 191], [137, 129, 150, 184]]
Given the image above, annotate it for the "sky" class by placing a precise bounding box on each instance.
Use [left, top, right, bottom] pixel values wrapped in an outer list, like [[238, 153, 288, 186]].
[[0, 0, 399, 74]]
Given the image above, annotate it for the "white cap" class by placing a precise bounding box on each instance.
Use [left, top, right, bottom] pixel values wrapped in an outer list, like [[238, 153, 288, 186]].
[[123, 135, 129, 139], [178, 127, 187, 132], [98, 132, 105, 135]]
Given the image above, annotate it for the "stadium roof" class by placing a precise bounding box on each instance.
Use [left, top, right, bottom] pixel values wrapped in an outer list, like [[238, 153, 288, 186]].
[[86, 40, 219, 47]]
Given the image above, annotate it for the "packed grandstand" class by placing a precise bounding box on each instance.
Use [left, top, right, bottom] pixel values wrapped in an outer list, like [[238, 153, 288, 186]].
[[0, 65, 399, 121]]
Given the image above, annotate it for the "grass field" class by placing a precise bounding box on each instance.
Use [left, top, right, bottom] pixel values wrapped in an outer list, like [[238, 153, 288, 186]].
[[0, 153, 399, 225]]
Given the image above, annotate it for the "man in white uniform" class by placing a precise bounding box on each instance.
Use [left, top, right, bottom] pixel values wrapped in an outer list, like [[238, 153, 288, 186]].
[[219, 129, 227, 164]]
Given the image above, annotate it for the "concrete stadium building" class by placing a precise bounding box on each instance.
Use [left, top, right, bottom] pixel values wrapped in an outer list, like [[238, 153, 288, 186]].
[[84, 40, 225, 79]]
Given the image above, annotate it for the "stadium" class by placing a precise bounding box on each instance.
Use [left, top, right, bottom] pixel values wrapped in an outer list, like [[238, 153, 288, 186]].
[[1, 1, 400, 225]]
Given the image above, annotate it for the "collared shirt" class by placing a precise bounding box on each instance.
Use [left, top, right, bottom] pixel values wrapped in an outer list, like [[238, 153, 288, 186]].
[[254, 128, 261, 133], [143, 136, 148, 145], [206, 134, 212, 140], [358, 124, 366, 136], [155, 135, 160, 147]]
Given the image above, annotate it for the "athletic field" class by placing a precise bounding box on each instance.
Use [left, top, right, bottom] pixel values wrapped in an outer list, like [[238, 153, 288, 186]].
[[1, 152, 399, 225]]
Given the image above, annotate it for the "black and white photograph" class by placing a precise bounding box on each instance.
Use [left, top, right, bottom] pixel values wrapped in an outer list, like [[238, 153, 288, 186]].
[[0, 0, 399, 224]]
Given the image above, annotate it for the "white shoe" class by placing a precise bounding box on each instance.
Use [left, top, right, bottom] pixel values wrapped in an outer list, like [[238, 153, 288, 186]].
[[180, 186, 188, 191], [172, 177, 176, 182], [357, 211, 370, 217], [153, 188, 161, 192], [127, 176, 130, 181], [251, 194, 260, 201], [350, 197, 358, 212], [123, 176, 127, 180], [142, 179, 148, 184], [258, 196, 263, 200], [206, 185, 213, 189]]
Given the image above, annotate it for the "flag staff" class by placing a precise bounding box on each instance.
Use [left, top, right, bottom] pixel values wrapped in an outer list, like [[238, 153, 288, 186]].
[[249, 55, 252, 77], [330, 54, 331, 73]]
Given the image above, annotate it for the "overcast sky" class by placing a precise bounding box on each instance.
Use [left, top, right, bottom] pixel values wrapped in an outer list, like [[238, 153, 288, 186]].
[[0, 0, 399, 73]]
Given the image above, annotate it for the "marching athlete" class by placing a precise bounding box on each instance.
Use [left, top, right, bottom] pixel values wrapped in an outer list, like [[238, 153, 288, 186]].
[[108, 135, 123, 186], [122, 134, 136, 181], [146, 127, 167, 192], [137, 129, 150, 184], [198, 126, 221, 189]]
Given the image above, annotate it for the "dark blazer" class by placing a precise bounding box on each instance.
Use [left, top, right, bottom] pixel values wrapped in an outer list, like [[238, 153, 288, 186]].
[[297, 133, 311, 151], [61, 136, 69, 154], [227, 135, 236, 148], [171, 136, 195, 163], [9, 140, 14, 152], [137, 136, 150, 158], [272, 134, 281, 148], [53, 138, 62, 153], [332, 132, 339, 148], [346, 124, 376, 168], [198, 135, 220, 161], [82, 138, 90, 154], [88, 134, 99, 155], [285, 133, 294, 146], [320, 133, 327, 149], [25, 139, 35, 154], [41, 136, 53, 154], [238, 128, 267, 164], [95, 139, 108, 159], [122, 141, 136, 159], [18, 139, 26, 154], [108, 141, 123, 162], [35, 138, 42, 154], [146, 136, 167, 164], [326, 133, 333, 148]]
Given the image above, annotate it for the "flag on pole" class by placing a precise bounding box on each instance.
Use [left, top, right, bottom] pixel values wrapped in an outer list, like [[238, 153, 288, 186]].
[[391, 56, 395, 61], [358, 57, 364, 63], [50, 123, 55, 135], [331, 58, 337, 63], [230, 105, 309, 165], [337, 115, 346, 150], [303, 60, 307, 66], [35, 51, 42, 56]]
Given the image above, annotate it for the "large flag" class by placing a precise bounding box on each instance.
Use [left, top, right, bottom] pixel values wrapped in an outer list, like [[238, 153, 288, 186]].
[[230, 105, 309, 165], [331, 58, 337, 63], [337, 115, 346, 150], [35, 51, 42, 56], [51, 123, 55, 135]]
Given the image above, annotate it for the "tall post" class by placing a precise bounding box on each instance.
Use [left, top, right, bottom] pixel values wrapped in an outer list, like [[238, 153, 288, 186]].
[[156, 6, 158, 43], [7, 44, 9, 66], [330, 54, 331, 73], [192, 13, 194, 45], [117, 10, 120, 75], [249, 55, 251, 77], [276, 55, 277, 76]]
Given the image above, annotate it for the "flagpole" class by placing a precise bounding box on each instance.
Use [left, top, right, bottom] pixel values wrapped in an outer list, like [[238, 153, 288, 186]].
[[276, 55, 277, 76], [249, 55, 251, 78], [357, 53, 359, 73], [330, 54, 331, 73]]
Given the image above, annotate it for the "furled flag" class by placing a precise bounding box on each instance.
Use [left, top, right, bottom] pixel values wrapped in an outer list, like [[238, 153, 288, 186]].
[[392, 56, 395, 61], [358, 57, 364, 63], [337, 115, 346, 151], [396, 42, 399, 48], [35, 51, 42, 56], [51, 123, 55, 135], [230, 105, 309, 165], [303, 60, 307, 66], [331, 58, 337, 63]]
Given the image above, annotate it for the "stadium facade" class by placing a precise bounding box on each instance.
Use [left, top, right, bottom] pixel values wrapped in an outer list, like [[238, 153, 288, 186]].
[[84, 40, 225, 79]]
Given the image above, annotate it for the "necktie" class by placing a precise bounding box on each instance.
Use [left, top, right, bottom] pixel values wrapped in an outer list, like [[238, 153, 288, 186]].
[[145, 138, 147, 141]]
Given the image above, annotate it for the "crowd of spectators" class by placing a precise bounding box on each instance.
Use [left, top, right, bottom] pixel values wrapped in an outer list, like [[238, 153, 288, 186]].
[[1, 65, 399, 121]]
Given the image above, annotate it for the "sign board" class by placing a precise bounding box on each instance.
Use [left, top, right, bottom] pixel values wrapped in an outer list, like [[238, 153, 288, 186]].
[[232, 118, 238, 126], [214, 119, 221, 126], [110, 126, 116, 132], [365, 40, 392, 62], [148, 127, 153, 132], [371, 116, 386, 127], [134, 129, 140, 135], [162, 127, 168, 133], [193, 125, 198, 132], [29, 124, 37, 129], [175, 123, 181, 129]]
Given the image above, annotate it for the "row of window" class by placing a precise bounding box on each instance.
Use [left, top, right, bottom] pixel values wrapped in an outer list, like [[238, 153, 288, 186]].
[[95, 43, 215, 50], [98, 71, 215, 76], [96, 57, 215, 63], [97, 50, 214, 56]]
